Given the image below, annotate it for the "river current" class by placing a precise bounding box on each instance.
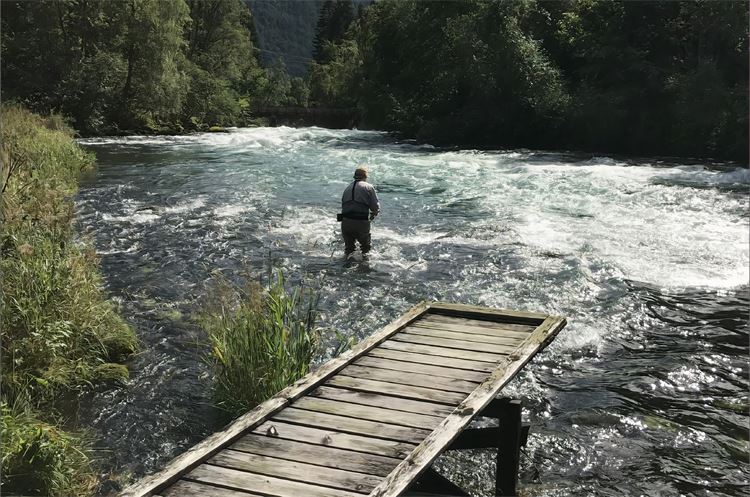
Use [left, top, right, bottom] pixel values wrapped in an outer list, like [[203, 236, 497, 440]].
[[76, 127, 749, 496]]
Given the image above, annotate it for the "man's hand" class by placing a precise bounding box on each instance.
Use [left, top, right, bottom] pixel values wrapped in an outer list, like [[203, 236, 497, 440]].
[[369, 213, 377, 221]]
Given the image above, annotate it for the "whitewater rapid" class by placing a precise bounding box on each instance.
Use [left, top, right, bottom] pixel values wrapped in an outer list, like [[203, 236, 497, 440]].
[[77, 127, 748, 497]]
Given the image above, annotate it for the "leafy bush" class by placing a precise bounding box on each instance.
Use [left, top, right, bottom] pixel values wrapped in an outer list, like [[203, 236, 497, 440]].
[[200, 272, 320, 418], [0, 402, 96, 497]]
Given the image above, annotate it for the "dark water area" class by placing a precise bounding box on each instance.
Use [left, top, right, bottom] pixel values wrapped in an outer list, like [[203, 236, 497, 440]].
[[75, 128, 749, 496]]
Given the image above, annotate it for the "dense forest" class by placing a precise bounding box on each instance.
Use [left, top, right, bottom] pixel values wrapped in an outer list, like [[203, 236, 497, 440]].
[[311, 0, 749, 160], [0, 0, 309, 134], [2, 0, 747, 159]]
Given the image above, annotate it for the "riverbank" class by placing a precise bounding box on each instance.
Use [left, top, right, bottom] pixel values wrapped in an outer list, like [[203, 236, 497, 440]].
[[1, 105, 137, 496]]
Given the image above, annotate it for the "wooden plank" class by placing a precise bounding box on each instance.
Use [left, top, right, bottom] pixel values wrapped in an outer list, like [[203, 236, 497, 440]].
[[367, 348, 496, 374], [184, 463, 363, 497], [412, 319, 532, 338], [339, 364, 477, 394], [426, 302, 547, 324], [209, 449, 380, 493], [401, 326, 525, 346], [354, 356, 487, 383], [391, 332, 518, 355], [312, 385, 455, 417], [379, 339, 505, 363], [368, 315, 567, 497], [420, 314, 536, 333], [273, 407, 431, 443], [232, 433, 400, 476], [161, 480, 263, 497], [293, 396, 443, 430], [119, 301, 430, 497], [328, 375, 466, 405], [251, 420, 415, 459]]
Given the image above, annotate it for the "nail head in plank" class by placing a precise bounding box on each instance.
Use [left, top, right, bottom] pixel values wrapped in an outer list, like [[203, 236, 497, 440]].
[[312, 385, 456, 417], [368, 315, 567, 497], [293, 396, 444, 430], [251, 420, 415, 459], [273, 407, 431, 443], [339, 364, 477, 394], [379, 339, 505, 363], [119, 302, 430, 497], [185, 463, 363, 497], [328, 375, 466, 405], [231, 434, 400, 477], [209, 449, 380, 493]]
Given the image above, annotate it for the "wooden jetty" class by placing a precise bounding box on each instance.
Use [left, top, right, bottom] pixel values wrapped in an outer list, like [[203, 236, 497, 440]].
[[121, 302, 566, 497]]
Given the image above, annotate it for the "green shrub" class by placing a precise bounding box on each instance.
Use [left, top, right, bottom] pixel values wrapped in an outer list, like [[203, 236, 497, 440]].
[[0, 402, 97, 497], [1, 104, 137, 405], [200, 272, 321, 418]]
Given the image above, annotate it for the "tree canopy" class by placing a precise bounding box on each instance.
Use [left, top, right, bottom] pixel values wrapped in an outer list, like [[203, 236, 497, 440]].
[[0, 0, 291, 133], [309, 0, 748, 160]]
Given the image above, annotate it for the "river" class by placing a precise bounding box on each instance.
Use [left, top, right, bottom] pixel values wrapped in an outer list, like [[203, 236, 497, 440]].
[[76, 127, 749, 496]]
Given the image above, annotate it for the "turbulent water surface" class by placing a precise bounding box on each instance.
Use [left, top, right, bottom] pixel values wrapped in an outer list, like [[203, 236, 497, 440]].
[[76, 127, 749, 496]]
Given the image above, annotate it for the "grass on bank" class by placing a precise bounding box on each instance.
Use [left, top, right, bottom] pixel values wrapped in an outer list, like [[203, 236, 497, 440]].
[[0, 401, 97, 496], [200, 271, 321, 418], [1, 105, 137, 496]]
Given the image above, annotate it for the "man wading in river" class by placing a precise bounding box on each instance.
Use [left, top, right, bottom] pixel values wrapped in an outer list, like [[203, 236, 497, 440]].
[[340, 166, 380, 257]]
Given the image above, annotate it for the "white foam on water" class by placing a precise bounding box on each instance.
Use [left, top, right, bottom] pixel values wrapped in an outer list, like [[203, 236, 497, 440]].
[[269, 207, 340, 256], [102, 212, 160, 224], [467, 159, 750, 289], [213, 204, 255, 218], [163, 198, 206, 214]]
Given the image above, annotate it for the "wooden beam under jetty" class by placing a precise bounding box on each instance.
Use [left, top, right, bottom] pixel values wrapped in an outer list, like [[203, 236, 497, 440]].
[[120, 302, 566, 497]]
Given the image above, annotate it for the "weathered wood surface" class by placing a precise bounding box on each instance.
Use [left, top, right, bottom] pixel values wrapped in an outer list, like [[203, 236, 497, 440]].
[[367, 315, 567, 497], [120, 302, 566, 497]]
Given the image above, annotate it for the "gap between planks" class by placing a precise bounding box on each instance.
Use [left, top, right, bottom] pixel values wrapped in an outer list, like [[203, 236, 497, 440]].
[[292, 396, 445, 430], [391, 331, 519, 355], [230, 433, 401, 476], [337, 363, 479, 394], [208, 449, 381, 493], [311, 385, 457, 417], [182, 463, 364, 497], [251, 420, 416, 459]]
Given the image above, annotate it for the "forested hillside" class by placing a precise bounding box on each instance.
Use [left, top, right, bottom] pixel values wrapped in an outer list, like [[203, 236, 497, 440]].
[[245, 0, 322, 77], [311, 0, 748, 160]]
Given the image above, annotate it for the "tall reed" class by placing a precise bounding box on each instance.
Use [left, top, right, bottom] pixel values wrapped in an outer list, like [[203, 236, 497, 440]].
[[200, 271, 320, 418]]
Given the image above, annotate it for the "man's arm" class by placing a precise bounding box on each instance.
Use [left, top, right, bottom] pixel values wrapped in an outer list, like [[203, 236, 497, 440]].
[[368, 187, 380, 218]]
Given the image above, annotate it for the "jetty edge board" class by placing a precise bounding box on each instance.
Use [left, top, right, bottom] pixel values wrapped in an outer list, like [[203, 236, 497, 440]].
[[120, 301, 566, 497]]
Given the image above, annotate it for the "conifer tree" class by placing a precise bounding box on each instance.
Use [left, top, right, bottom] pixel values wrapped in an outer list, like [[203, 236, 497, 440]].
[[312, 0, 354, 63]]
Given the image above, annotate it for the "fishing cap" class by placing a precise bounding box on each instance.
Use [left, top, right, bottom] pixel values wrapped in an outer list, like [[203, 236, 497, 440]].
[[354, 166, 368, 179]]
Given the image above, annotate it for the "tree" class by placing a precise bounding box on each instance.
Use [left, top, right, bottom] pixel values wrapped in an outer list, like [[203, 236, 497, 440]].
[[116, 0, 191, 129], [182, 0, 260, 127], [312, 0, 354, 63]]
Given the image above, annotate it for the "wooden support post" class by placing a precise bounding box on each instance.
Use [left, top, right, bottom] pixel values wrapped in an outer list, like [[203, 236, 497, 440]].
[[407, 467, 470, 496], [495, 399, 522, 497]]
